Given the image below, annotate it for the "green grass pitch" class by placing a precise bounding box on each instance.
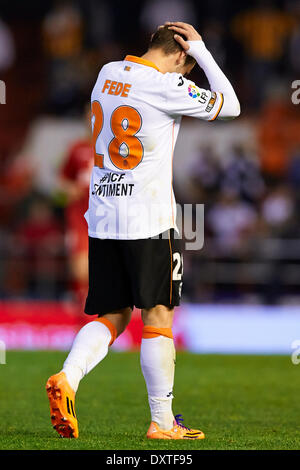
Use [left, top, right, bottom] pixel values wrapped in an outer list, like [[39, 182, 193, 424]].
[[0, 351, 300, 450]]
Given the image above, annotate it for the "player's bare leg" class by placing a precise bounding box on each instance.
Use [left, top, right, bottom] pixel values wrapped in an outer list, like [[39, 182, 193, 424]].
[[142, 304, 174, 328], [46, 307, 132, 438], [141, 305, 204, 439]]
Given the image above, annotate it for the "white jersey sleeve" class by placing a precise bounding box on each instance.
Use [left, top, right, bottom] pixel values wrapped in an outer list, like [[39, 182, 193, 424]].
[[186, 40, 240, 120], [163, 73, 224, 121]]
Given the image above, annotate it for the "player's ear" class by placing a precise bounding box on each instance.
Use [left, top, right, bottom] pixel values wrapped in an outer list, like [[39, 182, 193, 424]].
[[176, 50, 187, 65], [176, 51, 186, 67], [181, 51, 188, 63]]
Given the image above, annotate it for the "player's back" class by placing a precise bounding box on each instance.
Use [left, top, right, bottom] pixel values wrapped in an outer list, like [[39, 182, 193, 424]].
[[89, 56, 180, 239], [91, 57, 178, 174]]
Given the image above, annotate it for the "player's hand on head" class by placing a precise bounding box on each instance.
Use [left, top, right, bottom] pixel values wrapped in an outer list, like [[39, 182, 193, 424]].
[[165, 21, 202, 52]]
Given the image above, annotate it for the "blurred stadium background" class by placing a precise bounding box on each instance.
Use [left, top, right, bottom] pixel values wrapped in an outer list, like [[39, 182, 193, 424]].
[[1, 0, 300, 355]]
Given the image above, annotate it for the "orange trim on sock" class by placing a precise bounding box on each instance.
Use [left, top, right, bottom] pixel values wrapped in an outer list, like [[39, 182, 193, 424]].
[[95, 318, 117, 346], [142, 325, 173, 339]]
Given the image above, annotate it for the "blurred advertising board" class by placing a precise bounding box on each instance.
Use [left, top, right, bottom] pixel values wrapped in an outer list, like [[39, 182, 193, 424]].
[[0, 301, 299, 354]]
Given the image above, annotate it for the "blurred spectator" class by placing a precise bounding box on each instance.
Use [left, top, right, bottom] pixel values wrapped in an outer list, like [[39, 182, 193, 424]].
[[42, 1, 83, 59], [0, 18, 15, 71], [231, 0, 295, 105], [207, 188, 258, 254], [258, 96, 300, 179], [221, 144, 265, 203], [42, 1, 93, 115], [186, 145, 221, 201], [261, 184, 295, 236], [232, 1, 294, 62]]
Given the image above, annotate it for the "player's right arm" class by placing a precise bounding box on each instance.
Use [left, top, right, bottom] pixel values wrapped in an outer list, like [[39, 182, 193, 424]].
[[166, 21, 240, 121]]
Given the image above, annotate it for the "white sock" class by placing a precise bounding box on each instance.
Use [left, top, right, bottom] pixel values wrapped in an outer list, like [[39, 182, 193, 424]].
[[62, 320, 112, 392], [140, 334, 175, 430]]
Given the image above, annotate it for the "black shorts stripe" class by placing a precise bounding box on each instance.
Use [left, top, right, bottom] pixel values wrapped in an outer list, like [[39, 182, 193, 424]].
[[168, 230, 173, 305]]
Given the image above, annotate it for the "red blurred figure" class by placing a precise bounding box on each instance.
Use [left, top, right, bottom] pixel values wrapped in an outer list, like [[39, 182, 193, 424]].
[[60, 111, 93, 313]]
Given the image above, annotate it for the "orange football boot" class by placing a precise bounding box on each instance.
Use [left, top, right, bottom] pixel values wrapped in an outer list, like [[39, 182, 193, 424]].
[[46, 371, 78, 438], [147, 414, 205, 440]]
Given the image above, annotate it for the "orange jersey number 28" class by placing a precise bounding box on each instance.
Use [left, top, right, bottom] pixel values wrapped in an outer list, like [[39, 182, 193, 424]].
[[92, 101, 144, 170]]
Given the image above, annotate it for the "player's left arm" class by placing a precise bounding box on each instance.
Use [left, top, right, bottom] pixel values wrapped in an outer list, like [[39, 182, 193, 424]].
[[167, 21, 240, 120]]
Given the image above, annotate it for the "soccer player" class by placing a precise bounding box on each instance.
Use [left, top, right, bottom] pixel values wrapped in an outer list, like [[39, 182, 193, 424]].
[[46, 22, 240, 439]]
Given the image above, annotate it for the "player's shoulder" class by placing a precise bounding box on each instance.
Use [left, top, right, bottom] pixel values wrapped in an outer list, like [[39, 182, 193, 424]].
[[142, 71, 187, 90], [138, 71, 189, 96], [102, 60, 124, 70], [163, 72, 211, 103], [163, 72, 186, 86], [163, 72, 198, 93], [96, 60, 123, 77], [161, 72, 195, 98]]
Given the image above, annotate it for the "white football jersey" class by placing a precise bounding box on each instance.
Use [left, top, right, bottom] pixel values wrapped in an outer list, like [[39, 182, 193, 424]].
[[85, 55, 224, 239]]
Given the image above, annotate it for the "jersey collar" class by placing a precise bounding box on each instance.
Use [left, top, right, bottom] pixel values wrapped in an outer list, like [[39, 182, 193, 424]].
[[124, 55, 160, 72]]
